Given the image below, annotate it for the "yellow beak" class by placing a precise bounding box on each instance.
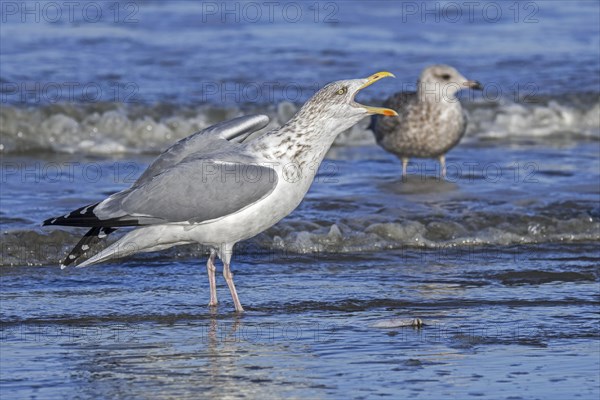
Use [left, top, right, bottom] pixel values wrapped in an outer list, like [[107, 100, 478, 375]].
[[356, 71, 399, 117]]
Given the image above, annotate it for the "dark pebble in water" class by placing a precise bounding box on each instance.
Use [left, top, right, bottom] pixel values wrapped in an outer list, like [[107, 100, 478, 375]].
[[404, 359, 423, 367]]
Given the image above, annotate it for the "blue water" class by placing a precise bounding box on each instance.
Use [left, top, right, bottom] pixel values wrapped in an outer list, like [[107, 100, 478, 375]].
[[1, 1, 599, 399], [1, 0, 599, 105]]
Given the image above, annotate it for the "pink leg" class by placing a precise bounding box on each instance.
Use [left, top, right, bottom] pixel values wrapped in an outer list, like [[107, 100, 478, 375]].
[[219, 244, 244, 313], [223, 262, 244, 313], [206, 250, 218, 307], [439, 154, 446, 179]]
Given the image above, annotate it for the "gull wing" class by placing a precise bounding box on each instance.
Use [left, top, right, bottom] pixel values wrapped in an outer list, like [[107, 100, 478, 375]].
[[85, 157, 278, 225], [43, 115, 274, 228], [134, 114, 270, 186], [370, 92, 416, 142]]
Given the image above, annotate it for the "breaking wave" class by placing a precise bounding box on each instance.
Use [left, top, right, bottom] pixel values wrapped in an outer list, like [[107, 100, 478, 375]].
[[3, 205, 598, 267], [1, 93, 598, 155]]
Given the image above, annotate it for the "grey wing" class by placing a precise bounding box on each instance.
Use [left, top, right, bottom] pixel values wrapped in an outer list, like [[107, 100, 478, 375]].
[[94, 159, 278, 224], [371, 92, 417, 142], [134, 115, 270, 186]]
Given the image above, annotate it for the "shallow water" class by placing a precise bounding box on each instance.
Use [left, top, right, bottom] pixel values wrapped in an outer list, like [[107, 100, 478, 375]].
[[2, 142, 600, 399], [1, 0, 599, 398], [1, 245, 599, 399]]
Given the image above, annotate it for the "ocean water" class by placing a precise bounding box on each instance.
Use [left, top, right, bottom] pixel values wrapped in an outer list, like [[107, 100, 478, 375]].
[[1, 1, 599, 399]]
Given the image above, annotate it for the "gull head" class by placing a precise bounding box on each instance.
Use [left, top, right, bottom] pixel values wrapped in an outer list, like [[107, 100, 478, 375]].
[[418, 64, 483, 98], [297, 72, 398, 132]]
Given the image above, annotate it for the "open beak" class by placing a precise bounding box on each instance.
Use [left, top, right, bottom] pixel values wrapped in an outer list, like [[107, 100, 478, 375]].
[[354, 71, 399, 116], [463, 80, 483, 90]]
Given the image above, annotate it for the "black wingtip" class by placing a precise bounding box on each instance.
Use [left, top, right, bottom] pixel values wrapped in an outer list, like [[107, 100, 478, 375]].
[[61, 226, 117, 267], [43, 217, 58, 226], [42, 202, 139, 228], [42, 203, 100, 227]]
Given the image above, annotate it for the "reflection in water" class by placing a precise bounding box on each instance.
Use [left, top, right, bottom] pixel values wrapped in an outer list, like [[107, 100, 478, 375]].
[[66, 314, 289, 399], [61, 314, 347, 398], [379, 175, 460, 196]]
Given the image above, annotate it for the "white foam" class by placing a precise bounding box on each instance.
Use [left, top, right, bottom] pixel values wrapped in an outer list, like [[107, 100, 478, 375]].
[[466, 98, 600, 140], [0, 96, 597, 154]]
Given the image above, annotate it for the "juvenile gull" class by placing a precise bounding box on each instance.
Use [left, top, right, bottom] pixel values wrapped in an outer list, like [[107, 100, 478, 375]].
[[371, 65, 482, 177], [44, 72, 398, 313]]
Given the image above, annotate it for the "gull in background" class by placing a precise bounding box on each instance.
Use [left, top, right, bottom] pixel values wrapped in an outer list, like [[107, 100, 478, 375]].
[[44, 72, 398, 312], [370, 64, 482, 178]]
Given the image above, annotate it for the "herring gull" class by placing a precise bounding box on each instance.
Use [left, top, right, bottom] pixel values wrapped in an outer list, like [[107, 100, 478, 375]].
[[44, 72, 398, 312]]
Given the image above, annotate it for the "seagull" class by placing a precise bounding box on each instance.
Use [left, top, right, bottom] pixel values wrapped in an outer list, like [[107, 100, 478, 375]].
[[370, 65, 482, 178], [44, 72, 398, 312]]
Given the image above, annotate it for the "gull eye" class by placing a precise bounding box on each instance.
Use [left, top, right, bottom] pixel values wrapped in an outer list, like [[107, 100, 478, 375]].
[[337, 87, 347, 95], [440, 74, 451, 80]]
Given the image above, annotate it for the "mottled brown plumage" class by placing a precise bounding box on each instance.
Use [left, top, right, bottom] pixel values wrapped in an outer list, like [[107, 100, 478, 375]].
[[371, 65, 482, 177]]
